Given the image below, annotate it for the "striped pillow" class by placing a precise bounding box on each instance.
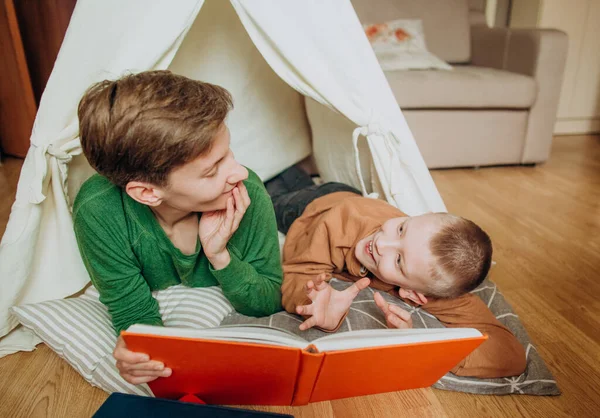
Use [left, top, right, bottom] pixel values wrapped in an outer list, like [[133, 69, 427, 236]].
[[11, 284, 233, 396]]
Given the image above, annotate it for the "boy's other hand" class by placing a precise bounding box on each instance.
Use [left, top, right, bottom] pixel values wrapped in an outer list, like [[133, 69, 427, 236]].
[[113, 335, 172, 385], [296, 275, 370, 331], [199, 181, 251, 269], [374, 292, 413, 329]]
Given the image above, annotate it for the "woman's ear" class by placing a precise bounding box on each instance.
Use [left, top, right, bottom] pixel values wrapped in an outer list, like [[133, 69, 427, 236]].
[[399, 288, 428, 306], [125, 181, 163, 207]]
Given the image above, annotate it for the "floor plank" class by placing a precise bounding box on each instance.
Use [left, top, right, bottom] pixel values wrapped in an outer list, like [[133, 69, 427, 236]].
[[0, 135, 599, 417], [0, 345, 107, 418]]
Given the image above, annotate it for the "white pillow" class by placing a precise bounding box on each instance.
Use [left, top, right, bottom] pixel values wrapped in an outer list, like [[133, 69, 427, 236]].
[[363, 19, 452, 71], [11, 285, 234, 396]]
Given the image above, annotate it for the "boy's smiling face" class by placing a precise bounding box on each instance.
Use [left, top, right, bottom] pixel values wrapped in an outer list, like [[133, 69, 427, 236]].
[[355, 213, 445, 304]]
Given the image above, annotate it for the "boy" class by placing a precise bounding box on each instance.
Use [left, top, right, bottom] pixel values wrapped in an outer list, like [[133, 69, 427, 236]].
[[74, 71, 283, 384], [266, 166, 526, 378]]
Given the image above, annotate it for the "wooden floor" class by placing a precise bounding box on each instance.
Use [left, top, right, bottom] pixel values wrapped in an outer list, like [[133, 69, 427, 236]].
[[1, 135, 599, 417]]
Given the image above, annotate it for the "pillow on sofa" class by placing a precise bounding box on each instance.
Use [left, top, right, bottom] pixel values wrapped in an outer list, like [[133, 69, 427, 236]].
[[11, 284, 234, 396], [363, 19, 452, 71], [222, 278, 560, 396]]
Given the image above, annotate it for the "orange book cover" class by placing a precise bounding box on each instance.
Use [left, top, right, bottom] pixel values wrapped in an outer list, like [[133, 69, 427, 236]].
[[122, 325, 487, 406]]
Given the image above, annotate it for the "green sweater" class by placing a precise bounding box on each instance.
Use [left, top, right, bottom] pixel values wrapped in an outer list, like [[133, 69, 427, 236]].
[[73, 169, 283, 334]]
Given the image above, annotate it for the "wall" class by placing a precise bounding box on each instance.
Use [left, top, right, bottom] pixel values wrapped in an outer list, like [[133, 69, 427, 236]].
[[510, 0, 600, 134]]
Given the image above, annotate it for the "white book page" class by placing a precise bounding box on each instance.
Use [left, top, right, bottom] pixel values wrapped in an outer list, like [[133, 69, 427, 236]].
[[126, 324, 309, 349], [312, 328, 483, 352]]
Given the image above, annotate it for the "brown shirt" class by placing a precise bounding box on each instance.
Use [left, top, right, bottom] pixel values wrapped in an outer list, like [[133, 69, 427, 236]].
[[281, 192, 526, 378]]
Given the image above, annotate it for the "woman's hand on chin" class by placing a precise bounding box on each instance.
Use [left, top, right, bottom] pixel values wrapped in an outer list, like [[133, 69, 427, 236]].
[[199, 181, 251, 269]]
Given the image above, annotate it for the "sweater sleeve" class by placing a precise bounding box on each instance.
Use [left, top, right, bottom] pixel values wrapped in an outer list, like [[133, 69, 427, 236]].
[[209, 175, 283, 316], [280, 210, 339, 314], [73, 201, 163, 335], [422, 293, 526, 378]]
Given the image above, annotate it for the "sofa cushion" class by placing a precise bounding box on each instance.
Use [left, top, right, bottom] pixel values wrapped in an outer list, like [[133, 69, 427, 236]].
[[363, 19, 453, 71], [351, 0, 471, 63], [387, 66, 537, 109]]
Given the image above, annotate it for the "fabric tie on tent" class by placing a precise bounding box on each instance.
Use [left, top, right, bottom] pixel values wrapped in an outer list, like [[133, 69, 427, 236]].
[[29, 125, 82, 205], [351, 122, 419, 211], [352, 121, 397, 200]]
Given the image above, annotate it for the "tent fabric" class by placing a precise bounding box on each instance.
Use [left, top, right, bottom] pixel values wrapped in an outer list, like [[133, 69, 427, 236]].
[[167, 0, 313, 181], [0, 0, 445, 357]]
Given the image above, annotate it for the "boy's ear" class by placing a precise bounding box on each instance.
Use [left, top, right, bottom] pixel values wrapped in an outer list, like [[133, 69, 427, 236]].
[[399, 288, 428, 306], [125, 181, 164, 207]]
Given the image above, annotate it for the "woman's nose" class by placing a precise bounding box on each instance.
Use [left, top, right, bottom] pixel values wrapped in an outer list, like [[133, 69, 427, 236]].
[[228, 162, 248, 184]]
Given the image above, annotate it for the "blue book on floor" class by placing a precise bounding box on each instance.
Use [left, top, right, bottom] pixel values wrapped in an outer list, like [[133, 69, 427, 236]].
[[93, 393, 293, 418]]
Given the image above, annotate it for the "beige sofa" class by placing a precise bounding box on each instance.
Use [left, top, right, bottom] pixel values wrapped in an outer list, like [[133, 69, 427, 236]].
[[350, 0, 568, 168]]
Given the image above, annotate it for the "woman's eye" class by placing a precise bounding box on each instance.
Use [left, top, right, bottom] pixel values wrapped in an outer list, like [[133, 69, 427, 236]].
[[398, 225, 403, 235], [206, 170, 217, 178]]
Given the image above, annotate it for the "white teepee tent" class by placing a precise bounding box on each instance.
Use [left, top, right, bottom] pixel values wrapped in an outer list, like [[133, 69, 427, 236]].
[[0, 0, 446, 357]]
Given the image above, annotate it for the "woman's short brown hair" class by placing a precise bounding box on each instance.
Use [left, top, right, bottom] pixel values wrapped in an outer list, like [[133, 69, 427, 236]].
[[77, 70, 233, 188], [428, 214, 493, 298]]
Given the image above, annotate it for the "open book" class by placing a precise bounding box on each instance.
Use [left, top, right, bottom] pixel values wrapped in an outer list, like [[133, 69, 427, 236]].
[[122, 324, 487, 406]]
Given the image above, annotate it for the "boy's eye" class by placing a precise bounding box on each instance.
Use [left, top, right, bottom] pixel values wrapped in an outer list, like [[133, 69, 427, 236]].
[[396, 254, 402, 266], [205, 169, 218, 178], [398, 225, 404, 235]]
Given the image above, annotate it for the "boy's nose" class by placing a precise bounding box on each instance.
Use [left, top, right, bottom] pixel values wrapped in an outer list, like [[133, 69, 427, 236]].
[[376, 235, 400, 254]]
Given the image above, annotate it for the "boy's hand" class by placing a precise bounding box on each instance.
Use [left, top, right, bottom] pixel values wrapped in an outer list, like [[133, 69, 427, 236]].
[[199, 181, 251, 269], [296, 274, 371, 331], [374, 292, 413, 329], [113, 336, 172, 385]]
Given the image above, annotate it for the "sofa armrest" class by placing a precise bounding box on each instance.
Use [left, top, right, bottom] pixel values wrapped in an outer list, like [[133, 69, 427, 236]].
[[471, 26, 568, 162]]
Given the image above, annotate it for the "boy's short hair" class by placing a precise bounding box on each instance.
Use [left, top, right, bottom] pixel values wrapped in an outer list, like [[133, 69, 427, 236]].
[[77, 70, 233, 188], [428, 214, 493, 298]]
